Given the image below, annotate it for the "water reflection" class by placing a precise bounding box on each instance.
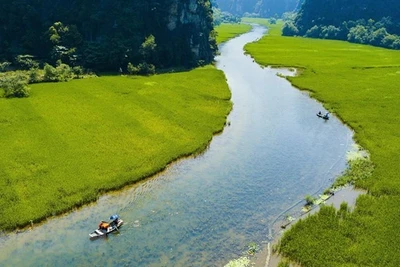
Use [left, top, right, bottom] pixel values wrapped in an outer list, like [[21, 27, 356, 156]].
[[0, 25, 353, 266]]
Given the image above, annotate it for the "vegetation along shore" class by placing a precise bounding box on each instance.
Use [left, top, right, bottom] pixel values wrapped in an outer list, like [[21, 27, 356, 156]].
[[245, 20, 400, 266], [0, 66, 232, 231]]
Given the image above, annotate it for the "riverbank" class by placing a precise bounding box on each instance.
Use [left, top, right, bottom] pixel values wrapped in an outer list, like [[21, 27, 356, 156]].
[[0, 22, 253, 233], [0, 66, 232, 231], [245, 20, 400, 266]]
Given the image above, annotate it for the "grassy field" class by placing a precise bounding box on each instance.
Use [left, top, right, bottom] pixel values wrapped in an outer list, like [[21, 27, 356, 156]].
[[245, 20, 400, 266], [0, 66, 232, 231], [215, 23, 252, 44]]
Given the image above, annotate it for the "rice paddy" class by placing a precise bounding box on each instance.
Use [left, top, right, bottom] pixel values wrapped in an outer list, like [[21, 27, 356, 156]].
[[245, 20, 400, 266], [215, 23, 252, 44], [0, 66, 232, 231]]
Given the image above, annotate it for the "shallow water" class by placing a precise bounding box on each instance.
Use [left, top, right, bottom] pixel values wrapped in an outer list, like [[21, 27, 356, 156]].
[[0, 25, 354, 266]]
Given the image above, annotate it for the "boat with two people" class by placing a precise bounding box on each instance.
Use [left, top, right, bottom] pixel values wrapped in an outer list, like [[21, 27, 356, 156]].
[[89, 214, 124, 239], [317, 111, 330, 120]]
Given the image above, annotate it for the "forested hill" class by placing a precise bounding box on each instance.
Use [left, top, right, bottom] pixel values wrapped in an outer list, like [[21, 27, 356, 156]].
[[284, 0, 400, 49], [216, 0, 298, 17], [0, 0, 216, 71]]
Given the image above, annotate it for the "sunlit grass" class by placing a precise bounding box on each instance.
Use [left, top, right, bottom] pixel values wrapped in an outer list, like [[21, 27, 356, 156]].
[[245, 23, 400, 266], [215, 23, 252, 44], [0, 66, 232, 230]]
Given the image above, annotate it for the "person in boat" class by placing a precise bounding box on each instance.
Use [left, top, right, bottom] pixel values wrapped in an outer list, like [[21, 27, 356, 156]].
[[324, 112, 330, 118], [318, 111, 322, 116], [98, 221, 109, 230]]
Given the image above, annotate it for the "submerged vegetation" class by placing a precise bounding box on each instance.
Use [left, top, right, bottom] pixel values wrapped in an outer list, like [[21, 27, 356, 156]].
[[245, 20, 400, 266], [0, 66, 232, 231]]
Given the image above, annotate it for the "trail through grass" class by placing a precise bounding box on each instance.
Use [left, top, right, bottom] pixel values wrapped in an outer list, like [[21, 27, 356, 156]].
[[245, 20, 400, 266], [0, 66, 232, 230]]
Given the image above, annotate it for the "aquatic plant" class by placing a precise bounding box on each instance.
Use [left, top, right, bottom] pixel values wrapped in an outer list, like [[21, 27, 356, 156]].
[[224, 256, 251, 267], [247, 242, 258, 255], [304, 194, 315, 206]]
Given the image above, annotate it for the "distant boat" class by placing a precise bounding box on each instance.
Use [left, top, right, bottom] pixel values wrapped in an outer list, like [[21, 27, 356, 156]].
[[89, 215, 123, 239], [317, 112, 329, 120]]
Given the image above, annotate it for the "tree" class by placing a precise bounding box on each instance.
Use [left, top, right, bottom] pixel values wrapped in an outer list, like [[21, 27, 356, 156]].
[[347, 25, 369, 44], [0, 62, 11, 72], [140, 35, 157, 64], [15, 55, 39, 70], [305, 25, 321, 38], [282, 22, 299, 36]]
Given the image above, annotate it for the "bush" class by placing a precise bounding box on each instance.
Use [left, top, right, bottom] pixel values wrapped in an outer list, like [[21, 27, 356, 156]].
[[72, 66, 84, 78], [56, 63, 73, 81], [28, 68, 42, 83], [305, 25, 322, 38], [0, 73, 30, 98], [304, 195, 315, 206], [127, 62, 139, 75], [43, 63, 58, 82], [0, 61, 11, 72], [15, 55, 39, 70], [282, 22, 299, 36], [127, 62, 155, 76], [43, 62, 73, 82]]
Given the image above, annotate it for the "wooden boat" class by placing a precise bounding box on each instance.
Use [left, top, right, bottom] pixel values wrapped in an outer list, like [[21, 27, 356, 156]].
[[89, 215, 123, 239], [317, 112, 329, 120]]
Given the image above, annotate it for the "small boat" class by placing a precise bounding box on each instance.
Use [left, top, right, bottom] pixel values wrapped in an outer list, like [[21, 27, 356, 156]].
[[89, 215, 123, 239], [317, 112, 329, 120]]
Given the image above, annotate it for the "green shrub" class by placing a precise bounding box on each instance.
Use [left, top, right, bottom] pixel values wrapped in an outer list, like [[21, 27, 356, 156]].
[[304, 194, 315, 206], [127, 62, 156, 76], [43, 63, 58, 82], [0, 61, 11, 72], [28, 68, 42, 83], [43, 63, 73, 82], [15, 55, 39, 70], [282, 22, 299, 36], [0, 73, 30, 98], [56, 63, 73, 81], [72, 66, 84, 78], [127, 62, 139, 75]]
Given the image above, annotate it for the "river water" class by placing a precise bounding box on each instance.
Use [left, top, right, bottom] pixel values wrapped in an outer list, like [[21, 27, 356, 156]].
[[0, 25, 353, 266]]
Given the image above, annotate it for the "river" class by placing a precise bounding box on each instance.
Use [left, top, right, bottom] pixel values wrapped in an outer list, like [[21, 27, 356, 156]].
[[0, 25, 353, 266]]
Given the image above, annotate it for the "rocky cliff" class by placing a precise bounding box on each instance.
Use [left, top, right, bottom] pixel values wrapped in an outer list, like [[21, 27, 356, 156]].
[[0, 0, 216, 70], [216, 0, 298, 17]]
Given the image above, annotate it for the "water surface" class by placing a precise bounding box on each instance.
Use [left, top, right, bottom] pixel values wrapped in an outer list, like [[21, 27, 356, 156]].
[[0, 25, 353, 266]]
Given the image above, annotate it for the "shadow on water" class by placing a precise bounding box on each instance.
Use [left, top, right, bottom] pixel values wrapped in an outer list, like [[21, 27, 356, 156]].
[[0, 25, 354, 266]]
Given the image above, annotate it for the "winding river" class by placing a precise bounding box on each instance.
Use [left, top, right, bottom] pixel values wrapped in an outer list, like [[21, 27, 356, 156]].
[[0, 25, 354, 266]]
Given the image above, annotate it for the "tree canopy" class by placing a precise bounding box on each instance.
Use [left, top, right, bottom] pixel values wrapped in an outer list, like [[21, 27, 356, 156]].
[[0, 0, 217, 71], [284, 0, 400, 49]]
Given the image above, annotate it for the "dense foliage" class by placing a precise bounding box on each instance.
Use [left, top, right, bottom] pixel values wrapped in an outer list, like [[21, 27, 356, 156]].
[[216, 0, 298, 17], [284, 0, 400, 49], [213, 8, 241, 25], [245, 21, 400, 266], [0, 0, 217, 71]]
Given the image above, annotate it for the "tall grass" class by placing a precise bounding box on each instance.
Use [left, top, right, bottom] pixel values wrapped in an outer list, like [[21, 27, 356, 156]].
[[0, 66, 232, 231], [245, 21, 400, 266]]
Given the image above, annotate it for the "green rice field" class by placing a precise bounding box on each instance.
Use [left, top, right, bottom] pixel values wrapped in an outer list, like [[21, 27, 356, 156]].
[[215, 23, 252, 44], [0, 66, 232, 231], [245, 20, 400, 266]]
